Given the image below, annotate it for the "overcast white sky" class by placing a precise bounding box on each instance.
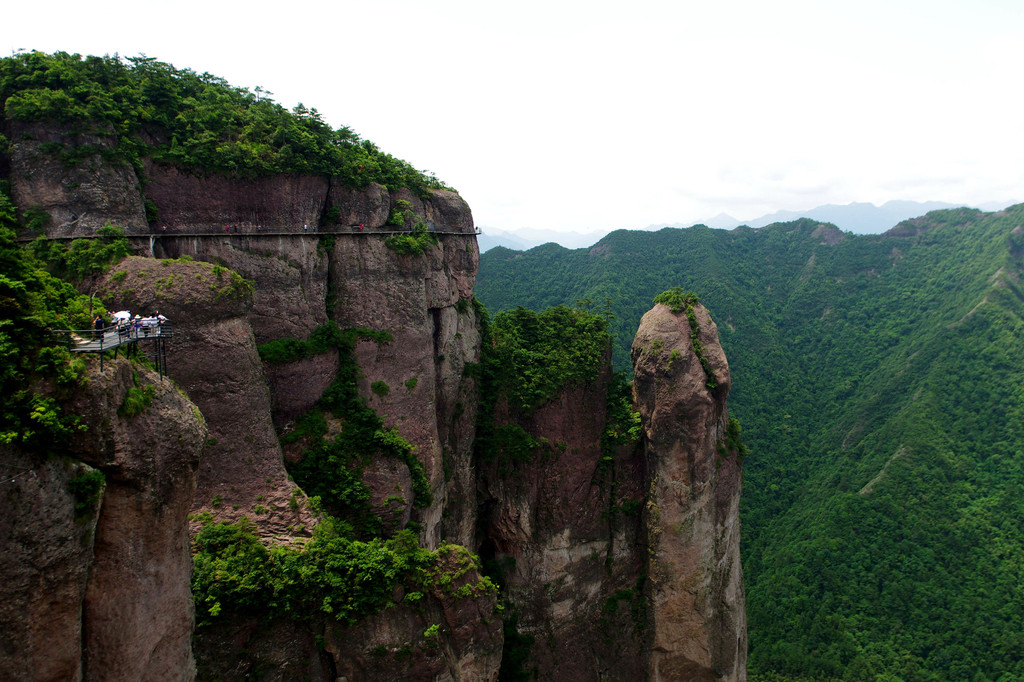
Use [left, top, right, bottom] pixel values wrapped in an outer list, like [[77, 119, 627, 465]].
[[4, 0, 1023, 233]]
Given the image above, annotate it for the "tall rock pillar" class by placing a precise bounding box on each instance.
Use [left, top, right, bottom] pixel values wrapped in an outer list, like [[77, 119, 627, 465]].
[[631, 300, 747, 681]]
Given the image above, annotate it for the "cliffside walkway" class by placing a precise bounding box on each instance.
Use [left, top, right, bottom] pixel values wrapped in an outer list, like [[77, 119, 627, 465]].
[[53, 322, 173, 376], [20, 227, 483, 242]]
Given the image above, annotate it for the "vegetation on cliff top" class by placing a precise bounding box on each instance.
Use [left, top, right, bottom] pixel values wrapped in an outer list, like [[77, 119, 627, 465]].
[[652, 287, 718, 390], [487, 304, 610, 415], [469, 302, 612, 473], [472, 298, 630, 470], [0, 51, 451, 194], [477, 207, 1024, 681], [28, 224, 131, 279]]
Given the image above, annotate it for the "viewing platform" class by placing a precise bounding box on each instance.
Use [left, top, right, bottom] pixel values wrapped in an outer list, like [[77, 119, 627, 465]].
[[53, 321, 173, 376]]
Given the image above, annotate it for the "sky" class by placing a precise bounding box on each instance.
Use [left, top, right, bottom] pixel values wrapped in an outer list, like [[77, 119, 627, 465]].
[[4, 0, 1023, 233]]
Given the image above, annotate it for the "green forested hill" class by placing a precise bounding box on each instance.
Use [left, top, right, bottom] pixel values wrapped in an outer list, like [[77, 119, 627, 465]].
[[476, 207, 1024, 681]]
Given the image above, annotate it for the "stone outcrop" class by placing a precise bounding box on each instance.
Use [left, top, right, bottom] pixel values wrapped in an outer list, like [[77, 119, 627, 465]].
[[6, 120, 477, 239], [97, 220, 492, 673], [142, 161, 329, 233], [69, 362, 208, 682], [388, 187, 476, 233], [95, 256, 316, 540], [147, 234, 330, 344], [142, 164, 475, 236], [0, 359, 207, 681], [263, 352, 338, 429], [327, 233, 481, 548], [0, 453, 102, 681], [473, 299, 748, 680], [632, 302, 747, 681], [193, 618, 335, 682], [132, 221, 481, 548], [8, 122, 148, 236], [327, 182, 390, 228], [324, 548, 503, 682]]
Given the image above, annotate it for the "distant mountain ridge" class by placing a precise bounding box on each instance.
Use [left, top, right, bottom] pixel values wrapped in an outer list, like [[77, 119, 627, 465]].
[[679, 200, 965, 233], [477, 226, 613, 252], [480, 200, 1015, 252]]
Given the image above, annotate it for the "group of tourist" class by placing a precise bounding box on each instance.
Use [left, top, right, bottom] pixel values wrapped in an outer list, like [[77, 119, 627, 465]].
[[124, 312, 167, 338], [91, 311, 168, 340]]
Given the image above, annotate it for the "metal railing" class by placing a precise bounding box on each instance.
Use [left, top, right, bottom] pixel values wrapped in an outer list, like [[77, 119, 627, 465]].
[[52, 321, 172, 352], [51, 321, 173, 376]]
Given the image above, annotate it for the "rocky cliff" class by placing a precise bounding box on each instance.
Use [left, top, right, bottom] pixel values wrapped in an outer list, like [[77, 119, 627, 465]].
[[474, 299, 747, 681], [89, 207, 495, 678], [3, 126, 745, 680], [0, 360, 207, 681], [7, 123, 474, 239], [478, 362, 648, 681], [632, 302, 747, 681], [94, 255, 318, 540], [8, 121, 149, 236]]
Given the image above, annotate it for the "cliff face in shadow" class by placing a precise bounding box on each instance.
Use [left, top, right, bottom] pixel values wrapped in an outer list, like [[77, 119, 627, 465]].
[[8, 121, 148, 236], [0, 360, 207, 681], [478, 363, 648, 681]]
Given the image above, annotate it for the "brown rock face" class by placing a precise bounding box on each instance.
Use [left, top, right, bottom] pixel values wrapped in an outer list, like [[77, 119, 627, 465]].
[[326, 182, 391, 228], [328, 233, 481, 547], [193, 550, 502, 682], [0, 359, 207, 681], [108, 209, 491, 674], [631, 302, 747, 681], [69, 361, 208, 682], [146, 234, 331, 345], [8, 122, 148, 236], [263, 352, 339, 429], [193, 618, 336, 682], [96, 256, 316, 539], [325, 549, 502, 682], [6, 126, 475, 240], [142, 161, 329, 232], [136, 188, 481, 523], [142, 161, 475, 236], [388, 187, 477, 234], [0, 454, 102, 682], [135, 227, 483, 549]]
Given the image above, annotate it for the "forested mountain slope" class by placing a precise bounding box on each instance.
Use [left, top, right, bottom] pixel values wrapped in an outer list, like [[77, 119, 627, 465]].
[[477, 207, 1024, 680]]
